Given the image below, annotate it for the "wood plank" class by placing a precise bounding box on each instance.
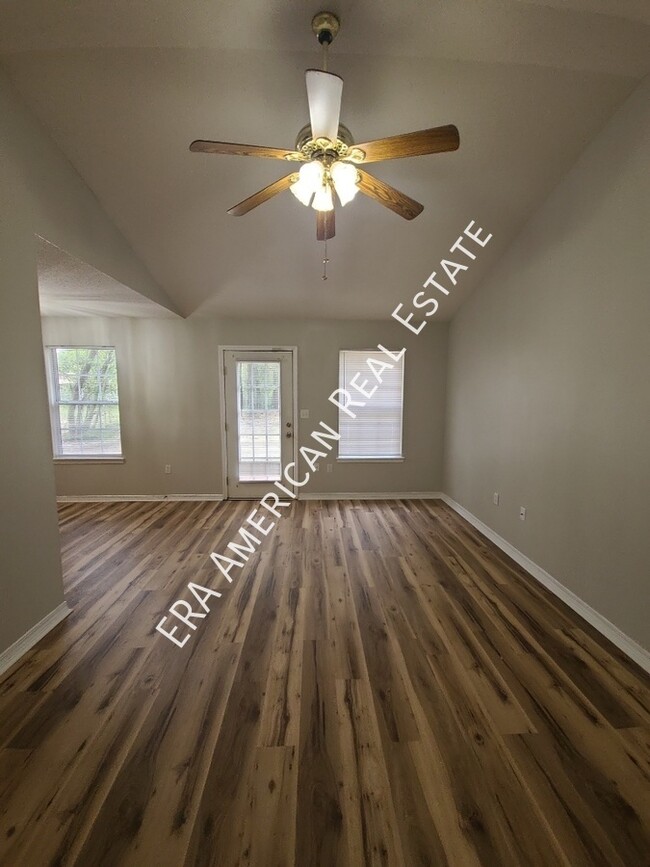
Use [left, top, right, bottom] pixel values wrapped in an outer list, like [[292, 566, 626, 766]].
[[0, 498, 647, 865]]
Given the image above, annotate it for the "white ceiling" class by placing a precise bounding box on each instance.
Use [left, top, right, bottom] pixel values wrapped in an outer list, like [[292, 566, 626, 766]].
[[2, 0, 649, 320]]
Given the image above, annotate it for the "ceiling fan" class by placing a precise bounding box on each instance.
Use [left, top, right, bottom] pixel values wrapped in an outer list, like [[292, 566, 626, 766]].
[[189, 11, 459, 244]]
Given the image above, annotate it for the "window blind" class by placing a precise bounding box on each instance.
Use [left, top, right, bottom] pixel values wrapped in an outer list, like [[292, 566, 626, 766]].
[[338, 350, 404, 459]]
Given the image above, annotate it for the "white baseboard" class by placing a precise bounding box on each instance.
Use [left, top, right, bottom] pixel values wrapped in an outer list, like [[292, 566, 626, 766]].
[[439, 494, 650, 674], [0, 601, 72, 678], [165, 494, 224, 501], [299, 491, 444, 501], [57, 494, 225, 503], [58, 492, 438, 504]]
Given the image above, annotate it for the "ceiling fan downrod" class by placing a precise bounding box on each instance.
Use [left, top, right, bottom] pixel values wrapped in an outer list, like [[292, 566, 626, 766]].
[[312, 12, 340, 72], [311, 13, 340, 276]]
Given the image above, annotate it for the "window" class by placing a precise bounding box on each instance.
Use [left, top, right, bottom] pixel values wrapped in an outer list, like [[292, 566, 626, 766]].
[[47, 346, 123, 459], [338, 350, 404, 460], [236, 359, 282, 481]]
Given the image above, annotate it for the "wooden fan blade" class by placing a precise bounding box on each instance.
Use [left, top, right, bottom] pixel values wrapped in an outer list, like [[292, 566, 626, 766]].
[[316, 209, 335, 241], [356, 169, 423, 220], [227, 173, 297, 216], [353, 125, 459, 164], [190, 140, 303, 161]]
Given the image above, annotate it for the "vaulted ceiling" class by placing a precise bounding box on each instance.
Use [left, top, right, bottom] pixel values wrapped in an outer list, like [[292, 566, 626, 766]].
[[2, 0, 649, 320]]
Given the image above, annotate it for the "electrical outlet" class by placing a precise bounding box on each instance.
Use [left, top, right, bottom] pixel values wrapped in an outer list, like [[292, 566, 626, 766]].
[[165, 464, 172, 474], [519, 506, 526, 521], [300, 409, 310, 419], [326, 463, 332, 473], [493, 492, 500, 505]]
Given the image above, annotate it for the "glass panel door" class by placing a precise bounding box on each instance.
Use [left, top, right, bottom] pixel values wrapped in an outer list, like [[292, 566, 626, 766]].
[[223, 349, 294, 499]]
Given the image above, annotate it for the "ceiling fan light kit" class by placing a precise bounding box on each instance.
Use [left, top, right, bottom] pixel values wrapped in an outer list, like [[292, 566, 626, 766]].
[[189, 10, 460, 270], [289, 156, 359, 211]]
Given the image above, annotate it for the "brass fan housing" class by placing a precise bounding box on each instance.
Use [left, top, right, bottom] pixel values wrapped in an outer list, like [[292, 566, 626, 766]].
[[293, 124, 365, 164]]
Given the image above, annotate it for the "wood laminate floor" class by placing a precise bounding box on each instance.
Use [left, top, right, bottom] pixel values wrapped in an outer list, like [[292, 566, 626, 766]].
[[0, 499, 649, 866]]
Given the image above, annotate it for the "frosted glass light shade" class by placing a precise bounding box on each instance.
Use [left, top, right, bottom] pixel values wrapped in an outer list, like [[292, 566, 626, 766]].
[[290, 160, 324, 207], [331, 161, 359, 206], [311, 182, 334, 212], [299, 160, 324, 186], [290, 178, 314, 206]]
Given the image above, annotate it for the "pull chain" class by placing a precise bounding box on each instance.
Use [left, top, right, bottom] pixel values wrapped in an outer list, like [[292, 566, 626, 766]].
[[322, 240, 329, 281], [322, 41, 328, 72]]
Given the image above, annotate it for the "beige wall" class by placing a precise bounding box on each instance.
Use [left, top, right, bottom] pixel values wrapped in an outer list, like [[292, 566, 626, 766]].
[[0, 124, 65, 654], [0, 68, 176, 314], [444, 77, 650, 650], [42, 317, 448, 497], [0, 65, 177, 659]]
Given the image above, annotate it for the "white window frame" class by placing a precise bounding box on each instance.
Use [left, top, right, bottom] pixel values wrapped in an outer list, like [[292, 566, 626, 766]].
[[46, 345, 124, 462], [337, 349, 405, 462]]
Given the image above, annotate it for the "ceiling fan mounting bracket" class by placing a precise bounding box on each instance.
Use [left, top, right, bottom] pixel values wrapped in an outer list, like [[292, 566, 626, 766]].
[[312, 12, 340, 46]]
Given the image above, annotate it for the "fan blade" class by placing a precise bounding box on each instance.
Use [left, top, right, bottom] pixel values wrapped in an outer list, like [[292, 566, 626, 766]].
[[353, 125, 459, 163], [305, 69, 343, 142], [190, 140, 302, 161], [316, 209, 335, 241], [227, 173, 297, 216], [356, 169, 423, 220]]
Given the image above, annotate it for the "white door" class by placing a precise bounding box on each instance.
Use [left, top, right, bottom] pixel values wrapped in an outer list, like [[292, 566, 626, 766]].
[[223, 349, 295, 499]]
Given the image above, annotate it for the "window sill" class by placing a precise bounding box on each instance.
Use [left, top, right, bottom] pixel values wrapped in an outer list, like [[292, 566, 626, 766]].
[[336, 456, 404, 463], [54, 457, 125, 464]]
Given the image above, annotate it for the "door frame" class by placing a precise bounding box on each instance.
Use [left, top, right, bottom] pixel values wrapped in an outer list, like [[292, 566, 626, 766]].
[[218, 345, 298, 500]]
